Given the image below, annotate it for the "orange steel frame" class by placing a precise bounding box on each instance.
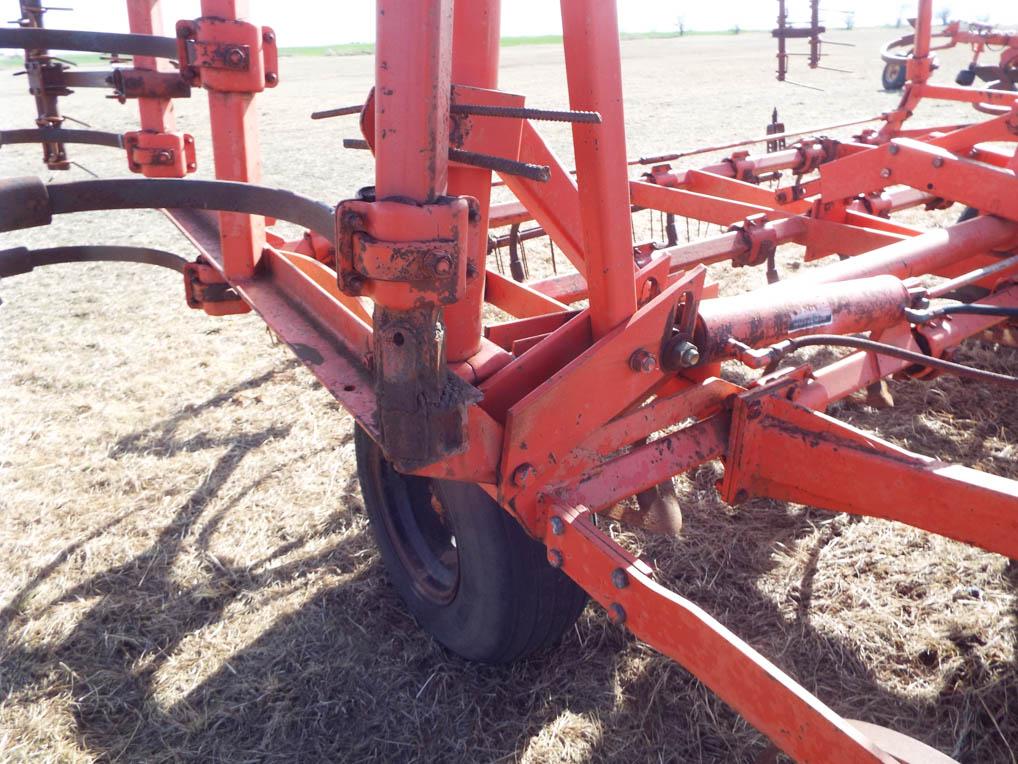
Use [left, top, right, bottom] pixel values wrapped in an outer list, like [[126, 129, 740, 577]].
[[4, 0, 1018, 759]]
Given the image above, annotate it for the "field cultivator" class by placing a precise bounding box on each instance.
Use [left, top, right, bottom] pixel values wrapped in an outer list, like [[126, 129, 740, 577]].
[[881, 15, 1018, 92], [2, 0, 1018, 760]]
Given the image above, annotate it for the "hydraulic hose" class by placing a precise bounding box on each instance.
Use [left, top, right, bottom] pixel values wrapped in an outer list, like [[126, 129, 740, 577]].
[[776, 334, 1018, 389]]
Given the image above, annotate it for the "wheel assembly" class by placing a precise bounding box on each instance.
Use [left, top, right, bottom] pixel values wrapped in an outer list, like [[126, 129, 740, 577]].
[[881, 60, 908, 91], [354, 427, 587, 664]]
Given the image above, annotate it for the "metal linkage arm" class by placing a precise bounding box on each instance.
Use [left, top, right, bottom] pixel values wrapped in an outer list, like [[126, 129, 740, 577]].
[[546, 504, 897, 763], [0, 27, 179, 59], [0, 177, 335, 244], [0, 245, 187, 277], [720, 394, 1018, 559], [0, 129, 125, 149]]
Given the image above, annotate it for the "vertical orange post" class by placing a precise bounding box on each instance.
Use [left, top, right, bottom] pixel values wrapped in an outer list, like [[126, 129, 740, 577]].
[[913, 0, 933, 59], [907, 0, 934, 85], [201, 0, 265, 280], [560, 0, 637, 338], [374, 0, 451, 203], [444, 0, 500, 362], [126, 0, 173, 133]]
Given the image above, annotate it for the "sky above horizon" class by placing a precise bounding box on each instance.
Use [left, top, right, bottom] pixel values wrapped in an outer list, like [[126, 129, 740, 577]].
[[10, 1, 1018, 48]]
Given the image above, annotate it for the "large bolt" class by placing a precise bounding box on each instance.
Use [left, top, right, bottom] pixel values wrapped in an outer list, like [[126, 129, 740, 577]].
[[550, 516, 565, 536], [512, 463, 535, 488], [932, 156, 945, 168], [433, 255, 453, 276], [153, 150, 173, 165], [879, 167, 892, 179], [607, 603, 626, 625], [673, 341, 701, 368], [225, 46, 246, 67], [611, 568, 629, 589], [345, 274, 365, 294], [629, 349, 658, 373]]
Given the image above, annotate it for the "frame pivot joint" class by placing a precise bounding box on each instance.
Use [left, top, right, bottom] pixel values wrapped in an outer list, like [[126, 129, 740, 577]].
[[727, 214, 778, 269], [335, 195, 476, 305], [183, 258, 249, 316], [176, 18, 279, 93], [124, 131, 196, 178]]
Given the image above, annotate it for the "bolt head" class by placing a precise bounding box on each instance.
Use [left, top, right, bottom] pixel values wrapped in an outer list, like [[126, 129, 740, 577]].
[[888, 144, 900, 155], [611, 568, 629, 589], [607, 603, 626, 625], [880, 168, 892, 179], [153, 150, 172, 164], [433, 255, 453, 276], [263, 30, 276, 44], [548, 549, 564, 569], [629, 349, 658, 373], [265, 72, 279, 85], [932, 156, 945, 168], [679, 343, 701, 368], [550, 516, 565, 536], [345, 274, 365, 294]]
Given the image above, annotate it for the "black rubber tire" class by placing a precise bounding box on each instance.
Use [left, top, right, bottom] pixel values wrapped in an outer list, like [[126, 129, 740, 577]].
[[882, 60, 908, 91], [957, 206, 979, 223], [355, 426, 588, 664]]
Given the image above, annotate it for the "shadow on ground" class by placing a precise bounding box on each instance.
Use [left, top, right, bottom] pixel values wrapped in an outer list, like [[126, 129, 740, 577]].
[[2, 368, 1016, 763]]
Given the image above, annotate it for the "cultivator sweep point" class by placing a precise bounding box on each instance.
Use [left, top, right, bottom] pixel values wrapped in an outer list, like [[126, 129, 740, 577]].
[[3, 0, 1018, 760]]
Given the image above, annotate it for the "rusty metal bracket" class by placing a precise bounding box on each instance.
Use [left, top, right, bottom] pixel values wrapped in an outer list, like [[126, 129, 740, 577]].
[[111, 68, 191, 102], [176, 18, 278, 93], [183, 258, 249, 316], [124, 130, 196, 178], [335, 196, 475, 305], [727, 213, 779, 268]]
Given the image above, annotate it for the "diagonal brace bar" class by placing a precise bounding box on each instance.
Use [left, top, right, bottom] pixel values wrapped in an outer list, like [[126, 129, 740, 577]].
[[720, 394, 1018, 559], [547, 504, 896, 763]]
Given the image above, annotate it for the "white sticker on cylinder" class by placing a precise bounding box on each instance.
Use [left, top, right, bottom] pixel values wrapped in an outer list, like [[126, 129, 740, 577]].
[[788, 305, 833, 332]]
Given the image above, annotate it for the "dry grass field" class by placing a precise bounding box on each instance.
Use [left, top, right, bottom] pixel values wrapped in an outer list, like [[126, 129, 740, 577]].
[[2, 24, 1018, 763]]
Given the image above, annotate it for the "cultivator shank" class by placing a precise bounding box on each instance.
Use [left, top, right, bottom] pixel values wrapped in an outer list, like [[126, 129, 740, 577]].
[[2, 0, 1018, 760]]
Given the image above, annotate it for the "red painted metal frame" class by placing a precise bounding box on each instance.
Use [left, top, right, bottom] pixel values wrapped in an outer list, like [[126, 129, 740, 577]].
[[8, 0, 1018, 759], [156, 1, 1018, 758]]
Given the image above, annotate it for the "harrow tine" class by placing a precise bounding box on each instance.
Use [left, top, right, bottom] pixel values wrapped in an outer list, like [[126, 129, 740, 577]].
[[449, 147, 550, 182], [311, 104, 363, 120], [450, 103, 602, 124]]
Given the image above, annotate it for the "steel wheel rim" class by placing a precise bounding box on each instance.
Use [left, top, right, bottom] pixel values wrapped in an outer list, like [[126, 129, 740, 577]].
[[371, 454, 460, 605]]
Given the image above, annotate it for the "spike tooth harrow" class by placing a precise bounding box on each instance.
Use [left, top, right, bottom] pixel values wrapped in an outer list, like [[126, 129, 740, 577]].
[[2, 0, 1018, 760]]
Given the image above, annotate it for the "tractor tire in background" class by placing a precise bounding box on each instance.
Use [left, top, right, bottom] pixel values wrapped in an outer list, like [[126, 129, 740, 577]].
[[354, 426, 588, 664], [882, 60, 908, 91]]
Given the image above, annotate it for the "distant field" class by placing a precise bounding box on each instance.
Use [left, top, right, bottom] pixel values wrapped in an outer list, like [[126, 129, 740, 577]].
[[0, 26, 906, 68]]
